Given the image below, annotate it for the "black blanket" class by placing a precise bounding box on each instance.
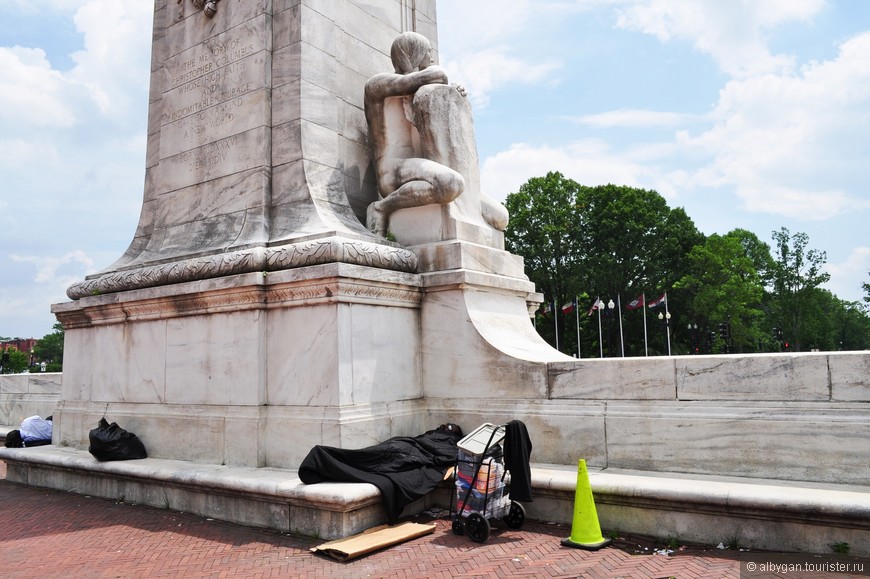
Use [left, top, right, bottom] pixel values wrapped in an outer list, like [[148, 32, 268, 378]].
[[298, 428, 461, 523]]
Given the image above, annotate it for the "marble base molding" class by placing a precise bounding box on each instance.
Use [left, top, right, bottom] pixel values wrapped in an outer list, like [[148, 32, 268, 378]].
[[66, 236, 417, 300]]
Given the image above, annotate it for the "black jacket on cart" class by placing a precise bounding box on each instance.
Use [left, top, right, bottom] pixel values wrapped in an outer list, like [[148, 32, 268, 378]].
[[504, 420, 533, 502]]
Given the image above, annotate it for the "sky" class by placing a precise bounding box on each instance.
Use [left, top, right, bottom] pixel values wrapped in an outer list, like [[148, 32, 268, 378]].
[[1, 0, 869, 339]]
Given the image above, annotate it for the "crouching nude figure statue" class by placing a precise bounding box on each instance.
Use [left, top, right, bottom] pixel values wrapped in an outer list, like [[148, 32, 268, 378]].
[[365, 31, 509, 238]]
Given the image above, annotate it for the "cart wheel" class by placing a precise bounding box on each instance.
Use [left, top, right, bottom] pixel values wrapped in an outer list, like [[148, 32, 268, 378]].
[[503, 501, 526, 529], [452, 518, 465, 536], [465, 513, 490, 543]]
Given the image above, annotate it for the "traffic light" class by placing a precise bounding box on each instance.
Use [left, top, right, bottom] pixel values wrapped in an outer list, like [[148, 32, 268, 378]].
[[784, 342, 790, 350]]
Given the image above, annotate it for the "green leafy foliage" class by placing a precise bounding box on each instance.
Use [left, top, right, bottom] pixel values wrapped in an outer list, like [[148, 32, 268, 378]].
[[505, 175, 870, 355], [1, 348, 29, 374], [506, 173, 703, 356], [863, 272, 869, 305], [768, 228, 831, 352], [675, 232, 766, 353], [32, 323, 65, 371]]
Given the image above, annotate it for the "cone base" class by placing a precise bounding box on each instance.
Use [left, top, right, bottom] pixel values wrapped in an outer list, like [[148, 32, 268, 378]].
[[561, 536, 612, 551]]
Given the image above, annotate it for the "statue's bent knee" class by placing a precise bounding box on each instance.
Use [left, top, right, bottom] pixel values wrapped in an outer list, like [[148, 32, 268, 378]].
[[433, 169, 464, 205]]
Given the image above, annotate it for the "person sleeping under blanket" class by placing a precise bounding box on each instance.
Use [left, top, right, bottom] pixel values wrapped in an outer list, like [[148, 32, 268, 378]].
[[298, 424, 463, 524]]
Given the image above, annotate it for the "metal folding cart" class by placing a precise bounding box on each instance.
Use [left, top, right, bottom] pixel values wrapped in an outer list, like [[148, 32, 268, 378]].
[[449, 423, 526, 543]]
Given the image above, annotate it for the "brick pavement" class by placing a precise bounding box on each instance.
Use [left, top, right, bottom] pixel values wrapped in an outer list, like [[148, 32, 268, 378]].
[[0, 459, 837, 579]]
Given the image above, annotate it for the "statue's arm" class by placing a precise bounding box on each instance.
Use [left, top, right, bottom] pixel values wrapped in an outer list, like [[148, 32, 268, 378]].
[[365, 66, 448, 100]]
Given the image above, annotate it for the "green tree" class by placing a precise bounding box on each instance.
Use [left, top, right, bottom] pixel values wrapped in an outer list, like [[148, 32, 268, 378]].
[[33, 323, 65, 371], [576, 184, 702, 356], [768, 228, 830, 352], [505, 175, 703, 356], [675, 231, 765, 353], [505, 172, 585, 352], [727, 228, 776, 287], [863, 272, 869, 305], [1, 348, 29, 374], [790, 290, 870, 351], [835, 299, 870, 350]]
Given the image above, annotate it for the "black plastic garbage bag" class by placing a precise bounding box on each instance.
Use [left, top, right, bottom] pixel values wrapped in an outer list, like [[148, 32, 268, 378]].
[[88, 418, 147, 461]]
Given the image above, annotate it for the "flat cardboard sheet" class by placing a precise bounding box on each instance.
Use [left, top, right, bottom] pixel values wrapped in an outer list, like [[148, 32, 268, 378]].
[[311, 522, 437, 562]]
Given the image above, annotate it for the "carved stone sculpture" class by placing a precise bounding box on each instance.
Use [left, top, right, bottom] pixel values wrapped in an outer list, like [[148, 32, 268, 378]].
[[364, 32, 508, 237], [189, 0, 219, 18]]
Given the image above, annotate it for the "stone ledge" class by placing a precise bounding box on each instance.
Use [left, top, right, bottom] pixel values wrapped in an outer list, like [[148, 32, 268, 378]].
[[0, 445, 387, 539], [529, 463, 870, 555], [0, 445, 381, 508], [2, 446, 869, 553], [533, 463, 870, 527]]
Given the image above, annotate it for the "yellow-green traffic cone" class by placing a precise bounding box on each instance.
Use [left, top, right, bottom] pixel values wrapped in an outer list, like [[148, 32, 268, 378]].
[[561, 459, 611, 550]]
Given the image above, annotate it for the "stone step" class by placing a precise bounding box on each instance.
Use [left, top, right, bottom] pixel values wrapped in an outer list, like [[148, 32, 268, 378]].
[[2, 446, 868, 555]]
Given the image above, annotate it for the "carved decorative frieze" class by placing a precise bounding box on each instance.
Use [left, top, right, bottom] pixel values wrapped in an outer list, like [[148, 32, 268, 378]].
[[66, 248, 265, 300], [57, 275, 420, 329], [65, 238, 417, 302], [266, 281, 421, 309], [266, 238, 418, 273]]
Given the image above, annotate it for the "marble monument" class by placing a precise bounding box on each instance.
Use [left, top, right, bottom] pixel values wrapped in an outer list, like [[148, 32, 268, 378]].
[[50, 0, 562, 470]]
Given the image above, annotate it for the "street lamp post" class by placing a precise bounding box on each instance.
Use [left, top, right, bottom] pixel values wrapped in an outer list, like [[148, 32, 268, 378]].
[[658, 311, 672, 356]]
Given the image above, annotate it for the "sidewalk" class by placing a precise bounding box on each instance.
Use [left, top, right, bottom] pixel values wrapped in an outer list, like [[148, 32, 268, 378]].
[[0, 459, 845, 579]]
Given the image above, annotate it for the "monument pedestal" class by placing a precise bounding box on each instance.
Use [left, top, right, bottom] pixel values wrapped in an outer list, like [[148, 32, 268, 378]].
[[54, 262, 427, 468]]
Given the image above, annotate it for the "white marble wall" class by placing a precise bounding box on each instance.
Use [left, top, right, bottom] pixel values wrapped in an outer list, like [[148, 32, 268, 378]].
[[0, 373, 62, 426], [55, 263, 425, 468], [428, 351, 870, 485]]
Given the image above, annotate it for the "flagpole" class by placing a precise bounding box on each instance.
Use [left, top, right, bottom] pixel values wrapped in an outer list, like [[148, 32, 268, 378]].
[[642, 293, 649, 356], [617, 295, 625, 357], [553, 301, 559, 352], [597, 297, 603, 358], [574, 296, 580, 358], [664, 292, 671, 356]]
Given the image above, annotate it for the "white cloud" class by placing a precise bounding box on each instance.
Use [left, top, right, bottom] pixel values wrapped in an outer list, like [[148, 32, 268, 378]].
[[11, 251, 95, 285], [442, 48, 560, 109], [0, 138, 58, 173], [675, 31, 870, 220], [824, 246, 870, 303], [437, 0, 533, 49], [437, 0, 567, 107], [1, 0, 151, 232], [615, 0, 827, 77], [1, 251, 96, 336], [6, 0, 89, 14], [480, 140, 659, 202], [573, 108, 695, 128], [0, 46, 77, 129], [68, 0, 153, 118]]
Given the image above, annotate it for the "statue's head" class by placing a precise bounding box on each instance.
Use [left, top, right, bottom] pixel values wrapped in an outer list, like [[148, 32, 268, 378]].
[[390, 32, 432, 74]]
